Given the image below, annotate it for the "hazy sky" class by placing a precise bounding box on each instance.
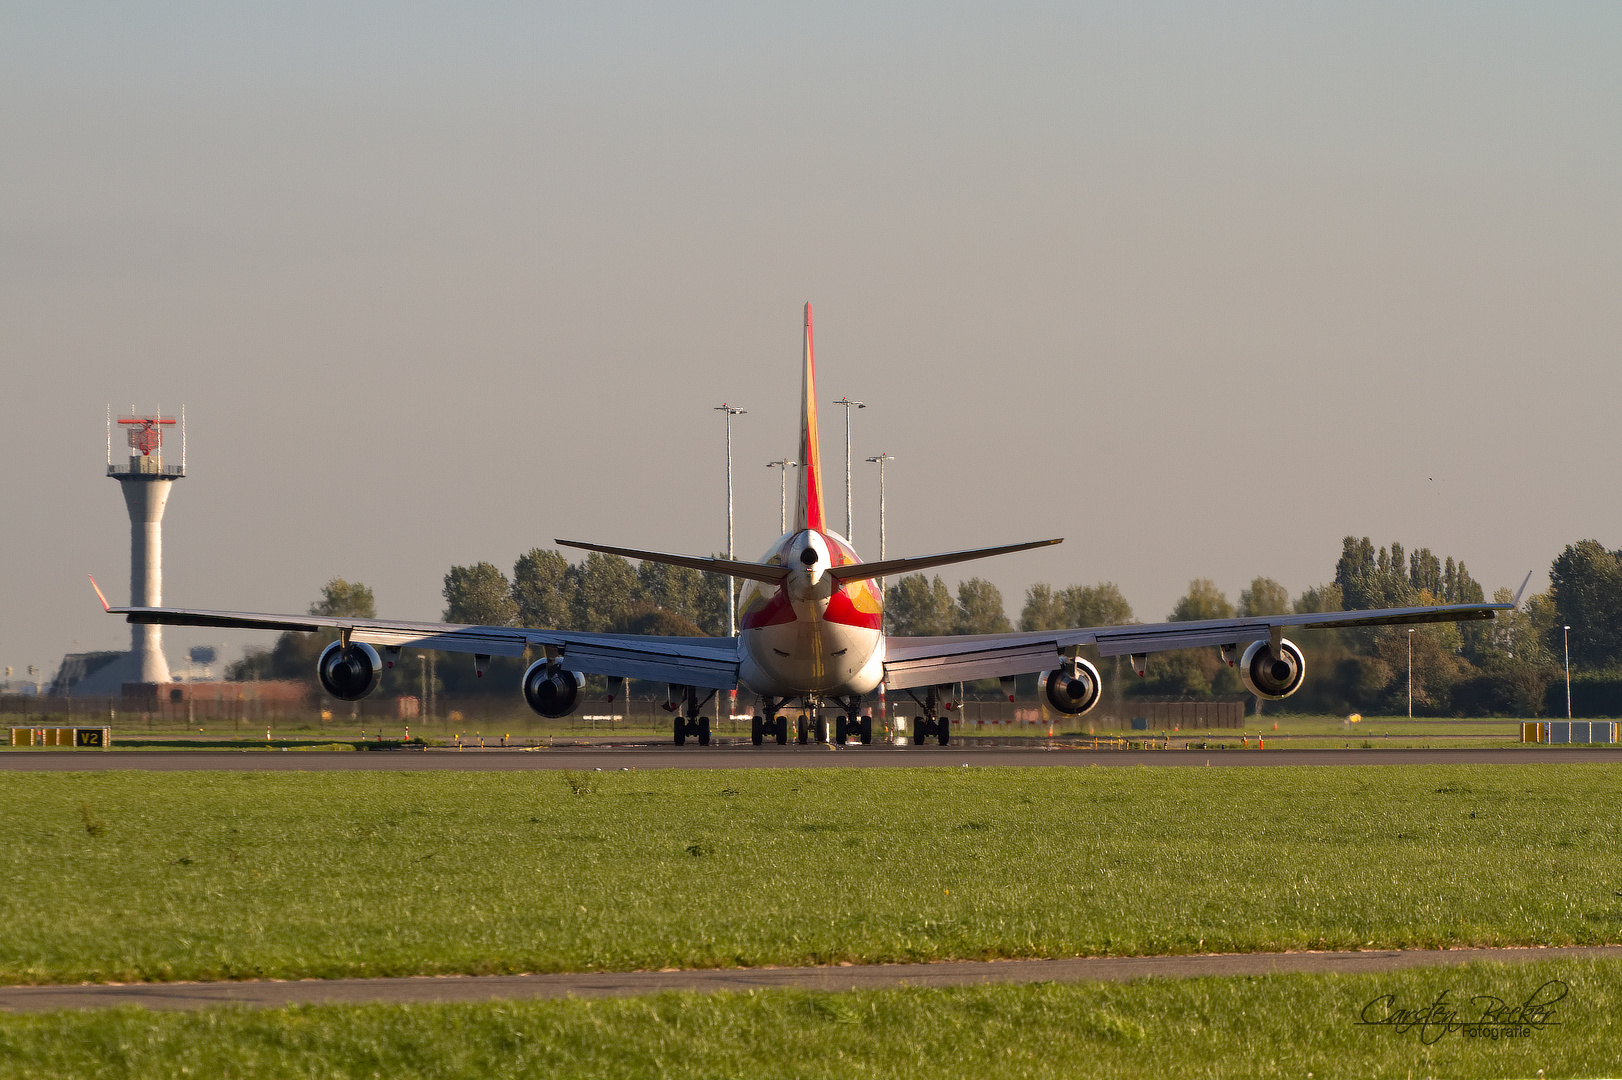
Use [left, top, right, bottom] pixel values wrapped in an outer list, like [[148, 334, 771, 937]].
[[3, 3, 1619, 679]]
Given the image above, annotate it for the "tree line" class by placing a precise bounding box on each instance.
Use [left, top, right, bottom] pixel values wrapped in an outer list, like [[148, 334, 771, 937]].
[[230, 536, 1622, 716]]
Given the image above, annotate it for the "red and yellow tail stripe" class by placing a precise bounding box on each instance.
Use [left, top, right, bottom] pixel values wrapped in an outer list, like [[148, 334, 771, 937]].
[[796, 302, 826, 533]]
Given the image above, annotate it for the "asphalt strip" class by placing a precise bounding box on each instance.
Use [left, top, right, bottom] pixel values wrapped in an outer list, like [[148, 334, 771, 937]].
[[4, 947, 1619, 1013], [5, 747, 1622, 771]]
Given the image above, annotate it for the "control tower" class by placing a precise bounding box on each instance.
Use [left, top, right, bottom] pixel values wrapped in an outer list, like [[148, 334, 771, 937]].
[[106, 409, 185, 684]]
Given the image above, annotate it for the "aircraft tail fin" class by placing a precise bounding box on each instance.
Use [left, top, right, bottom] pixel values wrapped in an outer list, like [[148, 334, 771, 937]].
[[796, 302, 827, 533]]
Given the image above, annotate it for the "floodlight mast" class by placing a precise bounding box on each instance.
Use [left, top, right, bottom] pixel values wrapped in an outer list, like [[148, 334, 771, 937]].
[[865, 452, 895, 613], [714, 404, 746, 637], [1564, 625, 1572, 719], [832, 398, 865, 539], [766, 459, 798, 535]]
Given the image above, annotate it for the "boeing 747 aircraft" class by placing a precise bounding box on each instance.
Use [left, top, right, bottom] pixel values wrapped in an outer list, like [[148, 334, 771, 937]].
[[98, 305, 1510, 746]]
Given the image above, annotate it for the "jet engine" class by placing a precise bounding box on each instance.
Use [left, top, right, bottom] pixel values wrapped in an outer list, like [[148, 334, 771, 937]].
[[317, 641, 383, 701], [522, 660, 584, 719], [1041, 658, 1102, 715], [1239, 638, 1306, 700]]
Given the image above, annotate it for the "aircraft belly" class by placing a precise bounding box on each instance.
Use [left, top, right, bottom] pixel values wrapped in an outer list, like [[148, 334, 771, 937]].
[[740, 619, 881, 697]]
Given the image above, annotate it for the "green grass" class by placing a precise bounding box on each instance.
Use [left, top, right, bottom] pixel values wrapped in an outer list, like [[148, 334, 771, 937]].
[[1, 960, 1616, 1078], [3, 766, 1620, 985]]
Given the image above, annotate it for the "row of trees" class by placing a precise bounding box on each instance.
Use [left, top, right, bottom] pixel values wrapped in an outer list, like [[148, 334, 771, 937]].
[[231, 536, 1622, 716]]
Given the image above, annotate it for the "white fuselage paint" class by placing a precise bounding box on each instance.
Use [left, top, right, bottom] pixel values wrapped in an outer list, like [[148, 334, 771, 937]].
[[735, 528, 885, 702]]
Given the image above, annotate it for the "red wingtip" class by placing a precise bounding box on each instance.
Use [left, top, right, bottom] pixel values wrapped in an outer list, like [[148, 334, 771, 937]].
[[88, 574, 110, 611]]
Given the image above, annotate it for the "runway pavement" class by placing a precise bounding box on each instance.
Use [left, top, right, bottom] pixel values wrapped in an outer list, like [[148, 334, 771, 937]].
[[3, 946, 1616, 1012], [1, 745, 1620, 770]]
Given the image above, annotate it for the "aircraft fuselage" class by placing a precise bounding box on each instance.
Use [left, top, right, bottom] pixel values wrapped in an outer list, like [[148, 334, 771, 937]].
[[736, 528, 885, 699]]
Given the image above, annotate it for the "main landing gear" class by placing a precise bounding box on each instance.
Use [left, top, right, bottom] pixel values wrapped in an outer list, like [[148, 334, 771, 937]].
[[907, 687, 952, 746], [750, 712, 789, 746], [747, 697, 872, 747], [672, 686, 714, 747], [832, 696, 872, 745]]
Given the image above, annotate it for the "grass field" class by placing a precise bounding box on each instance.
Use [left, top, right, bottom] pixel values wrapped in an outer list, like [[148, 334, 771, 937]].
[[3, 765, 1618, 986], [0, 959, 1614, 1078]]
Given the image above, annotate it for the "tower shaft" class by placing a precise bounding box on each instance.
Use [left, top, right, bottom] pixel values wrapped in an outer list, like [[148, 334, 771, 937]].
[[119, 475, 175, 683]]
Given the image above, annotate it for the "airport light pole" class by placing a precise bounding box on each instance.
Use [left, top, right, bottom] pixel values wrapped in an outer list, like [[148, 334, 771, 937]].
[[832, 398, 865, 539], [1564, 625, 1572, 719], [766, 459, 797, 535], [1407, 628, 1415, 719], [865, 453, 894, 619], [714, 404, 746, 637]]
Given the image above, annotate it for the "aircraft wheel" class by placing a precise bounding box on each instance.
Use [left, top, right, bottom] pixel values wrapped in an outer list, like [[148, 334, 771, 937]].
[[698, 717, 711, 747], [673, 716, 686, 746], [834, 715, 848, 745], [797, 717, 809, 745], [912, 718, 926, 745], [937, 720, 951, 746], [860, 715, 872, 744], [751, 717, 763, 746], [775, 716, 789, 745], [815, 717, 828, 744]]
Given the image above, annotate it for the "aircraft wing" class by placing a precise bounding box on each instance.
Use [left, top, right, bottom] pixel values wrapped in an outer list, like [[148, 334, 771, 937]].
[[101, 603, 742, 690], [881, 601, 1509, 690]]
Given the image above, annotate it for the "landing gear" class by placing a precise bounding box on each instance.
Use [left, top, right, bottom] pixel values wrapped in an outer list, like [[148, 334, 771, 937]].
[[797, 716, 809, 745], [905, 688, 951, 746], [749, 699, 795, 747], [672, 715, 711, 746], [671, 687, 715, 747], [831, 699, 873, 746]]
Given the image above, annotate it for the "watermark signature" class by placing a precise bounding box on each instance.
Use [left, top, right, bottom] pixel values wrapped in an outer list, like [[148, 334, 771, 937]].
[[1357, 980, 1567, 1044]]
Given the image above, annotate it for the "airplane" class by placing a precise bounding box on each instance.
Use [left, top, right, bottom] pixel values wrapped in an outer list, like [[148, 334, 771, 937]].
[[96, 303, 1512, 747]]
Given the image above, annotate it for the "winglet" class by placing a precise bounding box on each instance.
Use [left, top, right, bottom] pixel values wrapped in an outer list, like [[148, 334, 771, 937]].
[[89, 574, 112, 612], [1512, 569, 1534, 609]]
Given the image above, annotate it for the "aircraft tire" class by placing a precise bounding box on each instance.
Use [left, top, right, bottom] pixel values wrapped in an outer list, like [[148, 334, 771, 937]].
[[937, 721, 950, 747], [912, 718, 926, 745], [751, 717, 763, 746], [834, 715, 847, 744], [698, 717, 711, 746], [673, 716, 686, 746], [775, 716, 788, 745], [860, 715, 872, 744], [797, 717, 809, 745]]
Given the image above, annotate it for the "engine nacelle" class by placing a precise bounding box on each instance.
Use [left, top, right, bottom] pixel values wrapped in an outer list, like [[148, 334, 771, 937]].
[[523, 660, 584, 719], [1041, 658, 1102, 715], [317, 641, 383, 701], [1239, 638, 1306, 700]]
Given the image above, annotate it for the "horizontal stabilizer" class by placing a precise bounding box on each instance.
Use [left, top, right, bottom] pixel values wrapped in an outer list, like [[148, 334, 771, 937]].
[[826, 538, 1063, 583], [555, 539, 791, 585]]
